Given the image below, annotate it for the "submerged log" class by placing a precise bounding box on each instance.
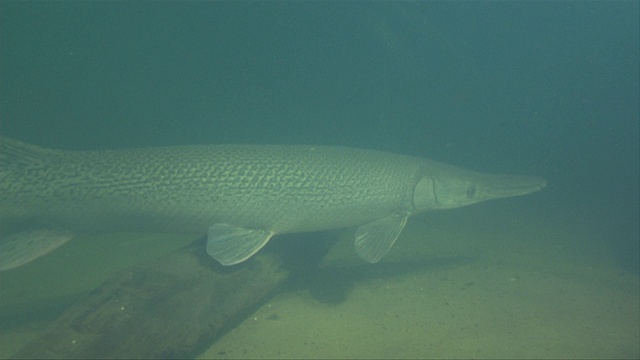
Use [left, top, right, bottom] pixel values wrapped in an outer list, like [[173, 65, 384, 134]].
[[12, 239, 288, 359]]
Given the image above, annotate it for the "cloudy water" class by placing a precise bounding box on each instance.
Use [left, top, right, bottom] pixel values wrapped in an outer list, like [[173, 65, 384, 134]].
[[1, 2, 638, 358]]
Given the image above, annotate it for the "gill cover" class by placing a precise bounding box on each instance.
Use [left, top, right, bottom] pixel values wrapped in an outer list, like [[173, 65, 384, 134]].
[[412, 176, 436, 212]]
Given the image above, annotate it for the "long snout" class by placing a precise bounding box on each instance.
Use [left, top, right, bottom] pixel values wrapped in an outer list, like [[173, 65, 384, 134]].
[[483, 174, 547, 199]]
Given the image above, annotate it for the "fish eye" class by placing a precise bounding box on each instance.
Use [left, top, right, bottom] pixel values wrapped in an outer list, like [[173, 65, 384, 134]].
[[467, 186, 476, 198]]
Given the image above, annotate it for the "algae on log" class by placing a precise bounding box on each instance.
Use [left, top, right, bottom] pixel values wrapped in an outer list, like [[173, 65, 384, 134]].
[[12, 240, 288, 359]]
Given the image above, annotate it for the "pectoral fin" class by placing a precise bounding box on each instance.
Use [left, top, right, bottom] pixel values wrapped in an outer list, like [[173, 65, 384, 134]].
[[0, 229, 75, 271], [206, 224, 274, 266], [354, 212, 409, 263]]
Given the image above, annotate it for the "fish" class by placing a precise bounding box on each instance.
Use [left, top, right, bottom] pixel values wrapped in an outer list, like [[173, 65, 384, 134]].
[[0, 137, 546, 270]]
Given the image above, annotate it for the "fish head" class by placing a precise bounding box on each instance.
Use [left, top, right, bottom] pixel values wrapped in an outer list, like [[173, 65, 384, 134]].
[[412, 165, 547, 212]]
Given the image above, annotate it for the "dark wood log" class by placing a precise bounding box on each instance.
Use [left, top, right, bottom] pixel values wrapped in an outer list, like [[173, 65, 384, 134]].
[[12, 239, 288, 359]]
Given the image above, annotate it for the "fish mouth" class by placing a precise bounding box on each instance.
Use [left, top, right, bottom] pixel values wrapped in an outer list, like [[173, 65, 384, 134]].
[[485, 175, 547, 198]]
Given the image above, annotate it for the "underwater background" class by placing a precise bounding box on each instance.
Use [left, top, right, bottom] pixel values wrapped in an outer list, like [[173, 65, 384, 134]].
[[1, 1, 638, 358]]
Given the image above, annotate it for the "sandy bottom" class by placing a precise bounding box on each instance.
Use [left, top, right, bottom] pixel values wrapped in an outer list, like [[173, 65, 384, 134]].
[[199, 203, 639, 359], [1, 202, 638, 359]]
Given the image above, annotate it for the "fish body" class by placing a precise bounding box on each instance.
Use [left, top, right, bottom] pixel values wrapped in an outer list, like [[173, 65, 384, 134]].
[[0, 138, 546, 269]]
